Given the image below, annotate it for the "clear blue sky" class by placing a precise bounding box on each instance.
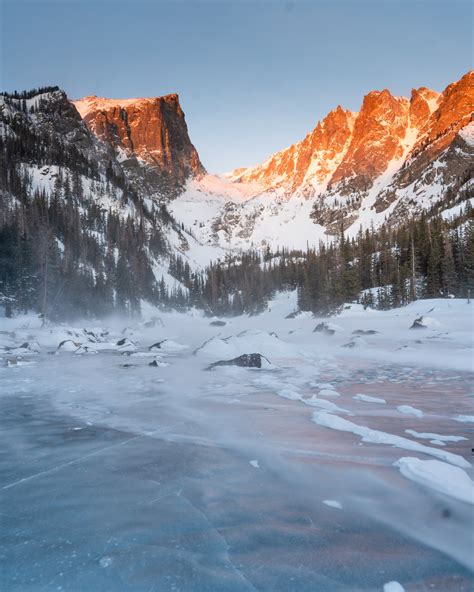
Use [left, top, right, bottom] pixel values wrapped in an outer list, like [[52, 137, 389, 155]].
[[1, 0, 472, 173]]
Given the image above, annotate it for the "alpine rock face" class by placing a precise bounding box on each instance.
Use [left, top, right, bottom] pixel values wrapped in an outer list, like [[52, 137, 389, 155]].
[[74, 94, 205, 199], [169, 71, 473, 250]]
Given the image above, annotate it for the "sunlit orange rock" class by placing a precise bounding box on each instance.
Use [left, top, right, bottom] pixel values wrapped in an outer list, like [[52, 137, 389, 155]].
[[74, 94, 204, 197]]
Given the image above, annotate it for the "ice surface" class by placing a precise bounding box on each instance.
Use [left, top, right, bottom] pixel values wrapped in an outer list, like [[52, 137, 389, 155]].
[[0, 296, 473, 590]]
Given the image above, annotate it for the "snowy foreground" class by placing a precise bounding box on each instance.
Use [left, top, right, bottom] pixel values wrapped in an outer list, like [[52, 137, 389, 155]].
[[0, 296, 473, 591]]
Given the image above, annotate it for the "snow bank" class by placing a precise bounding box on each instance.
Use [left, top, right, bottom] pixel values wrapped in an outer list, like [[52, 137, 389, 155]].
[[353, 394, 386, 404], [397, 405, 424, 418], [395, 457, 474, 504], [158, 339, 188, 352], [322, 500, 342, 509], [194, 330, 298, 360], [305, 396, 350, 414], [318, 388, 340, 398], [311, 412, 470, 468], [454, 415, 474, 423], [405, 430, 467, 444]]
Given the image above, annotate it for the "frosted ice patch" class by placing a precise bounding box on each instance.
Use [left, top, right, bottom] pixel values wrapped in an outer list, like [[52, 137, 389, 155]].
[[253, 375, 280, 388], [311, 412, 470, 468], [99, 556, 113, 568], [405, 429, 467, 444], [454, 415, 474, 423], [322, 499, 342, 509], [383, 582, 405, 592], [353, 394, 386, 404], [305, 396, 350, 414], [159, 340, 188, 351], [318, 388, 340, 398], [395, 457, 474, 505], [277, 388, 301, 401], [397, 405, 423, 418]]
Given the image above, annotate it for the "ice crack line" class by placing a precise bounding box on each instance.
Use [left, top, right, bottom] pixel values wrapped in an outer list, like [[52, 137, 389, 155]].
[[2, 435, 141, 491], [177, 492, 259, 592]]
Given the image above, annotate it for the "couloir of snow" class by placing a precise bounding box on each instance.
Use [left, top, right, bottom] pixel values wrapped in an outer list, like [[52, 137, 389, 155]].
[[1, 295, 473, 589]]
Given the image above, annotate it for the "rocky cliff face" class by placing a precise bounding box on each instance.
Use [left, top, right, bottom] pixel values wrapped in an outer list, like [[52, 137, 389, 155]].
[[231, 105, 356, 194], [328, 90, 410, 193], [396, 71, 473, 187], [74, 94, 205, 199]]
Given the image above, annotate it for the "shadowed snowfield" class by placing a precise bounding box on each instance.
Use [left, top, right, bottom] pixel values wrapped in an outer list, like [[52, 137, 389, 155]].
[[0, 295, 473, 591]]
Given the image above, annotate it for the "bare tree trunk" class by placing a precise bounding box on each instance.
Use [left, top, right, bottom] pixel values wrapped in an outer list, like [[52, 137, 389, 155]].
[[410, 236, 417, 301]]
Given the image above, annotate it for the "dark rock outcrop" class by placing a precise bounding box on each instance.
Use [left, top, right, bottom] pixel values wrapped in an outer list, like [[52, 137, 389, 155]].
[[410, 316, 427, 329], [206, 353, 269, 370], [313, 322, 335, 336], [149, 340, 167, 351], [352, 329, 378, 335]]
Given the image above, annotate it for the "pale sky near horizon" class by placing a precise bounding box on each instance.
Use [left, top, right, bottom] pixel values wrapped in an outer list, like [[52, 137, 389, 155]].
[[1, 0, 472, 173]]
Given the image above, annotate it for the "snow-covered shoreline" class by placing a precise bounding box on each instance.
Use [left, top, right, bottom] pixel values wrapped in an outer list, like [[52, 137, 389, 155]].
[[1, 295, 473, 588]]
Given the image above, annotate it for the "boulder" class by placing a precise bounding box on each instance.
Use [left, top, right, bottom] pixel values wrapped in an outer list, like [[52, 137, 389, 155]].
[[206, 353, 270, 370], [74, 345, 98, 355], [2, 341, 40, 354], [149, 359, 169, 367], [58, 339, 82, 352], [115, 338, 137, 352], [313, 322, 335, 336], [410, 316, 427, 329], [210, 320, 226, 327], [352, 329, 378, 335], [142, 317, 163, 329], [149, 340, 167, 351], [342, 341, 356, 349]]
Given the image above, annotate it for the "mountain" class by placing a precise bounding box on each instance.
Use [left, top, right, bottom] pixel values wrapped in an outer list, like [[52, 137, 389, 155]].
[[0, 86, 218, 319], [0, 75, 472, 320], [169, 71, 473, 249], [74, 94, 205, 199]]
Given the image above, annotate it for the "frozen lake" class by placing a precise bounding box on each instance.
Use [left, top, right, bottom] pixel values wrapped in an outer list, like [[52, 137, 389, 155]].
[[1, 296, 473, 591]]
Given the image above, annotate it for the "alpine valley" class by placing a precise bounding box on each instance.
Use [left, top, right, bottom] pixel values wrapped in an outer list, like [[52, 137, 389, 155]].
[[0, 71, 473, 318]]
